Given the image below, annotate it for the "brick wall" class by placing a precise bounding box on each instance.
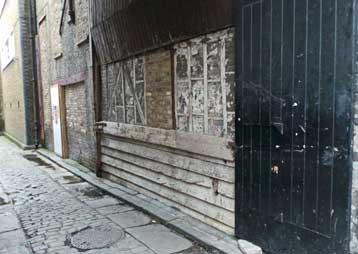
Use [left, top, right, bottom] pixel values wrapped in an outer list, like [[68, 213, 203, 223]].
[[0, 0, 27, 144], [0, 69, 3, 132], [75, 0, 89, 45], [37, 0, 96, 170], [38, 15, 53, 150], [65, 82, 95, 168]]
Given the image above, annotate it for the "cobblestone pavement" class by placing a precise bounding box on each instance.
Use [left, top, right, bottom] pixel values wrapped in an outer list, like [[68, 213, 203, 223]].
[[0, 137, 216, 254]]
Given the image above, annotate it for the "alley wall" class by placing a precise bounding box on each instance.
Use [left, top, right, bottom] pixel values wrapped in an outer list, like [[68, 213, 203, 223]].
[[0, 66, 3, 132], [99, 28, 236, 234], [36, 0, 96, 169], [0, 0, 31, 145]]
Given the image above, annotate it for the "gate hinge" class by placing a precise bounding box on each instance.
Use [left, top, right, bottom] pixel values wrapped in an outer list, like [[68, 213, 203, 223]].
[[94, 122, 107, 133]]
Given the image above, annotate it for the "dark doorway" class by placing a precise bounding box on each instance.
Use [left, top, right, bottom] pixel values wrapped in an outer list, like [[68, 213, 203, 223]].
[[235, 0, 355, 253]]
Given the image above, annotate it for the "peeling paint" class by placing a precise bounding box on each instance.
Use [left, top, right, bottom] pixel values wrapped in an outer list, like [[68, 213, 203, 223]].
[[192, 80, 204, 114], [208, 82, 223, 118], [174, 28, 235, 138], [207, 40, 221, 81]]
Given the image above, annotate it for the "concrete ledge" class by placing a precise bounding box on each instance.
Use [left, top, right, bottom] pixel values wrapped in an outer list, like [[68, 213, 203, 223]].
[[37, 148, 243, 254], [4, 133, 36, 150]]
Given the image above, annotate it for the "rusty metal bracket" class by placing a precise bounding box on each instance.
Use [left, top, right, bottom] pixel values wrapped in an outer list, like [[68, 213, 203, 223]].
[[94, 122, 107, 133]]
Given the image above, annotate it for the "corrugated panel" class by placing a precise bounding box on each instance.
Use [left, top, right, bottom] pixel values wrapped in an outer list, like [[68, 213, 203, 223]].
[[90, 0, 233, 64]]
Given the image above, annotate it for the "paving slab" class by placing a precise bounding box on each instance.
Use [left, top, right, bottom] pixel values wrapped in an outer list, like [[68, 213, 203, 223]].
[[0, 210, 20, 233], [108, 210, 151, 228], [64, 182, 105, 201], [0, 245, 31, 254], [0, 230, 27, 249], [36, 146, 242, 254], [96, 204, 134, 215], [238, 240, 262, 254], [127, 224, 193, 254], [85, 197, 122, 208]]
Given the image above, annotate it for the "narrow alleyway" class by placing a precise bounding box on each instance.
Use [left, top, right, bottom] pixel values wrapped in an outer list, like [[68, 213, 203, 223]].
[[0, 137, 216, 254]]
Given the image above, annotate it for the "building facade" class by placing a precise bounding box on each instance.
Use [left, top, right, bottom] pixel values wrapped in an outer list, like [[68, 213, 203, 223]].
[[0, 0, 37, 147], [36, 0, 96, 169], [90, 0, 236, 234], [0, 62, 4, 133], [0, 0, 358, 253]]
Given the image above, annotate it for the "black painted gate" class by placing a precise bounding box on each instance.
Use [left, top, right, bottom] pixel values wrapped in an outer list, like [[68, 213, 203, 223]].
[[236, 0, 356, 253]]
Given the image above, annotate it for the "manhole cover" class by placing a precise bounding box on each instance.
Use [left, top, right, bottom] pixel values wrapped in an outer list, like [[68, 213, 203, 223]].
[[67, 225, 125, 250]]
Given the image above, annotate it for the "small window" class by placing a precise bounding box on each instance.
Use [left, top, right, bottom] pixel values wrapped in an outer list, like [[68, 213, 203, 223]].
[[1, 31, 15, 70], [105, 57, 146, 125], [174, 29, 235, 138]]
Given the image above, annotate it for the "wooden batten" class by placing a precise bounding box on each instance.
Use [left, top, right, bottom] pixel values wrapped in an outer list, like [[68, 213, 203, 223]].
[[99, 122, 236, 233], [101, 121, 234, 161]]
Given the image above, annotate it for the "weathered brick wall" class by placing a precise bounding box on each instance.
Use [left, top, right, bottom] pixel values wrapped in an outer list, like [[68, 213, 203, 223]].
[[37, 0, 96, 170], [19, 0, 36, 145], [49, 0, 62, 58], [0, 68, 4, 132], [0, 0, 27, 144], [101, 49, 174, 129], [38, 14, 53, 150], [145, 50, 174, 129], [75, 0, 89, 45], [65, 82, 95, 168]]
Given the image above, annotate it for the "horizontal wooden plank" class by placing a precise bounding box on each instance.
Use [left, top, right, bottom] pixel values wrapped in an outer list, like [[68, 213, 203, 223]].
[[101, 163, 235, 227], [102, 171, 235, 234], [101, 121, 234, 161], [101, 154, 235, 212], [102, 146, 235, 198], [102, 136, 235, 183], [102, 147, 212, 189]]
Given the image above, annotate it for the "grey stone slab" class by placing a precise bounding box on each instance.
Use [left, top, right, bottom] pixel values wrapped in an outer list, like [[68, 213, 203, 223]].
[[238, 240, 262, 254], [103, 180, 138, 195], [96, 204, 134, 215], [36, 147, 246, 254], [108, 210, 151, 228], [0, 230, 27, 249], [85, 197, 121, 208], [0, 245, 31, 254], [55, 174, 84, 185], [127, 224, 193, 254], [0, 211, 20, 233], [0, 204, 13, 213], [64, 182, 105, 201]]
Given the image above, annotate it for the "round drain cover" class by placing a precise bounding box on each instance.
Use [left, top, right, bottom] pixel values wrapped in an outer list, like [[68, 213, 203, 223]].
[[69, 225, 125, 250]]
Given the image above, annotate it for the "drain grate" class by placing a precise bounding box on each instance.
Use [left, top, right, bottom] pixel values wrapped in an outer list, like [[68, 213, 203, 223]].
[[67, 225, 125, 251]]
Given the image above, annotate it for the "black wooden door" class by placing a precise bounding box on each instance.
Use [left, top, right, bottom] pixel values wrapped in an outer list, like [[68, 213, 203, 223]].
[[235, 0, 355, 253]]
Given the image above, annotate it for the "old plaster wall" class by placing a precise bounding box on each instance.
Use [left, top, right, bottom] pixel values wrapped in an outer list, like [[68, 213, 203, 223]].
[[100, 28, 236, 234], [37, 0, 96, 169]]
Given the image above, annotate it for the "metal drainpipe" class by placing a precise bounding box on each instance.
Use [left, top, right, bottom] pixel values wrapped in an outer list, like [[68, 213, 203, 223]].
[[29, 0, 40, 148]]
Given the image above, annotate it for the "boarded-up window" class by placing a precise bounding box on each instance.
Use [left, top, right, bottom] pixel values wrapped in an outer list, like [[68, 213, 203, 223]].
[[174, 28, 235, 138], [104, 57, 146, 125]]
